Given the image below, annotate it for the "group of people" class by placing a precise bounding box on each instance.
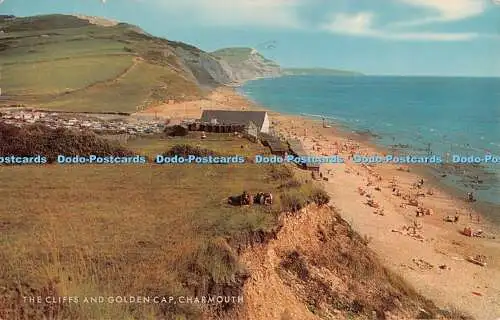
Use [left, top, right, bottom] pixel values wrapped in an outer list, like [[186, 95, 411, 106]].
[[228, 191, 273, 206]]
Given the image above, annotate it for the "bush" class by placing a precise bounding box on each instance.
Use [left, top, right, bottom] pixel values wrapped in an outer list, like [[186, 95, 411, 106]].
[[185, 238, 249, 311], [269, 165, 293, 181], [280, 190, 308, 213], [164, 125, 188, 137], [0, 123, 132, 163], [309, 187, 330, 206], [190, 238, 244, 284], [163, 144, 218, 157], [279, 178, 302, 189], [280, 250, 310, 281]]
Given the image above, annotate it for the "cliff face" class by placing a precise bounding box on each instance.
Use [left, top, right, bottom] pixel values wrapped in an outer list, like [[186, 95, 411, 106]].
[[170, 46, 281, 86], [0, 14, 280, 111], [211, 47, 282, 83], [169, 44, 234, 87]]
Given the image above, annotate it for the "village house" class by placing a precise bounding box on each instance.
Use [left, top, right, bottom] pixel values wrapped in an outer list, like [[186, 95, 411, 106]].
[[0, 110, 165, 135], [200, 110, 270, 134]]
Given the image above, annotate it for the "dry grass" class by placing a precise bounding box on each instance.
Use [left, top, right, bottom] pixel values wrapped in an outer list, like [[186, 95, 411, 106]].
[[127, 132, 268, 159], [0, 134, 295, 319], [2, 56, 133, 96], [41, 62, 201, 113], [0, 121, 466, 318]]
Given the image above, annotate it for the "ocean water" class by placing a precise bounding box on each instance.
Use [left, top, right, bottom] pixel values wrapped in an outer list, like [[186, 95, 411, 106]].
[[241, 76, 500, 206]]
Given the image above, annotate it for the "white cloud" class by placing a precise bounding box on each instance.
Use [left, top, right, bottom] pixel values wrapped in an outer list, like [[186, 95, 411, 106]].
[[98, 0, 491, 41], [153, 0, 304, 28], [322, 12, 478, 41], [325, 12, 376, 36], [392, 0, 486, 27]]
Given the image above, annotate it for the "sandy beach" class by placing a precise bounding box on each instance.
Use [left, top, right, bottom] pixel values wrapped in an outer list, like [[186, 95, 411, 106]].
[[137, 87, 500, 320]]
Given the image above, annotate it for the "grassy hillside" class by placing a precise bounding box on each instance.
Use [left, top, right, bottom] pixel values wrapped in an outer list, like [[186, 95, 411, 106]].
[[283, 67, 363, 76], [0, 14, 206, 112], [0, 131, 326, 319]]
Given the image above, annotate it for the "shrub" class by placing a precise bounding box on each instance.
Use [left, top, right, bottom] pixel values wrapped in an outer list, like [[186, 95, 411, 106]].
[[190, 238, 244, 284], [269, 165, 293, 181], [185, 238, 249, 311], [278, 178, 302, 189], [280, 250, 310, 281], [163, 144, 218, 157], [164, 125, 188, 137], [309, 187, 330, 206], [0, 123, 132, 163], [280, 190, 308, 213]]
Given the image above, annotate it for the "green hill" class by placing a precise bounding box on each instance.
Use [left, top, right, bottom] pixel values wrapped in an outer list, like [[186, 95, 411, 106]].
[[0, 14, 232, 112]]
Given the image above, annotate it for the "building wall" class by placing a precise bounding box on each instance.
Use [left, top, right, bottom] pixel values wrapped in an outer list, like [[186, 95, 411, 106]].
[[261, 114, 270, 133], [246, 122, 259, 138]]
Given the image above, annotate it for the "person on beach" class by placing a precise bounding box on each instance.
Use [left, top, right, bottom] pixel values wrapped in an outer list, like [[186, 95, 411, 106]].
[[467, 191, 476, 202]]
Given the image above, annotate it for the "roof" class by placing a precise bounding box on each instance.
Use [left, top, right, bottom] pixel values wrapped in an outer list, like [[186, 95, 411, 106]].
[[288, 139, 307, 157], [288, 139, 320, 169], [268, 140, 288, 153], [201, 110, 267, 129], [305, 162, 320, 169]]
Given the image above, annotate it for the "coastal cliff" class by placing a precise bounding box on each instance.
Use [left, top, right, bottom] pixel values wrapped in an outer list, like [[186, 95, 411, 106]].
[[1, 13, 491, 320], [0, 14, 280, 111], [1, 14, 360, 111], [211, 47, 282, 83]]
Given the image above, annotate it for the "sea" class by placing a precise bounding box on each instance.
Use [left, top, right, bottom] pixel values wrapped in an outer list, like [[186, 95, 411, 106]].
[[241, 76, 500, 214]]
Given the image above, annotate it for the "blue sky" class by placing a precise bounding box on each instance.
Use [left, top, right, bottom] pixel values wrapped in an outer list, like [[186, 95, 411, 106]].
[[2, 0, 500, 76]]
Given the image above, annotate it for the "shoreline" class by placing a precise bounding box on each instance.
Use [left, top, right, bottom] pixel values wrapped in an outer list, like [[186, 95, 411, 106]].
[[236, 81, 500, 223], [137, 86, 500, 319]]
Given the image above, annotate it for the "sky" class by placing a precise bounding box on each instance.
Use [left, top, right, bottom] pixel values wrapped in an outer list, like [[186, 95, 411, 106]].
[[1, 0, 500, 76]]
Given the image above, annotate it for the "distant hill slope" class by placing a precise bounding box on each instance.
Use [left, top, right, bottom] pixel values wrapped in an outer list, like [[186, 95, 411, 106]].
[[0, 14, 362, 113], [0, 14, 237, 112], [283, 67, 363, 76], [211, 47, 282, 83]]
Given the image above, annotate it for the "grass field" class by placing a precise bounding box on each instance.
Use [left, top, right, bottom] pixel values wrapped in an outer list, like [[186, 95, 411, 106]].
[[0, 15, 204, 113], [40, 61, 201, 113], [3, 56, 134, 96], [127, 132, 268, 159], [1, 39, 129, 65], [0, 135, 296, 319]]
